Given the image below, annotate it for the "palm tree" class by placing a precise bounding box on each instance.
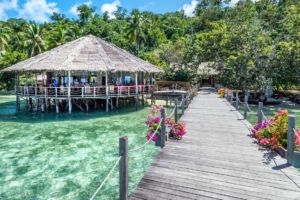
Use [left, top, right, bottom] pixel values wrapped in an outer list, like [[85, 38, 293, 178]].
[[48, 26, 72, 48], [23, 22, 45, 57], [0, 26, 10, 53], [126, 9, 146, 55]]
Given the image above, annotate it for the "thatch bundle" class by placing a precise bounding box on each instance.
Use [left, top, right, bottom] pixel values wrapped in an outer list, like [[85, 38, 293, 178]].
[[2, 35, 161, 73]]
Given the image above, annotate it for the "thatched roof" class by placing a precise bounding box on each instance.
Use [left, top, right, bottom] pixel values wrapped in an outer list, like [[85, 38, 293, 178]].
[[2, 35, 161, 73], [197, 62, 218, 75]]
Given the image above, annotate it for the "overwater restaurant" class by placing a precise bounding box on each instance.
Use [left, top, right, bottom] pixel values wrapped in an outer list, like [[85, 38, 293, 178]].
[[2, 35, 161, 113]]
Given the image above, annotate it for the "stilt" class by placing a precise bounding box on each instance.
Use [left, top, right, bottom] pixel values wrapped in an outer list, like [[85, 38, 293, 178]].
[[135, 96, 138, 111], [36, 98, 39, 113], [110, 98, 113, 110], [86, 100, 89, 111], [41, 99, 45, 112], [116, 97, 119, 108], [56, 99, 59, 114], [29, 98, 33, 111], [106, 98, 109, 112], [68, 98, 72, 114]]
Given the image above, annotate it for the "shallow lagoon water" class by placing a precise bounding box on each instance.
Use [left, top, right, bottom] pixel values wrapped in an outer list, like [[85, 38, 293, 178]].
[[0, 96, 160, 199]]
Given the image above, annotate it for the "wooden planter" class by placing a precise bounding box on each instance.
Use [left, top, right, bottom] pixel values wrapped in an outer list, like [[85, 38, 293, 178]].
[[276, 147, 300, 168], [155, 134, 161, 147], [276, 147, 287, 158], [294, 151, 300, 168]]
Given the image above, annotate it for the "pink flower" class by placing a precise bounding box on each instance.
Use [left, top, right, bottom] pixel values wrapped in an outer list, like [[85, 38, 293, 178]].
[[260, 138, 269, 146], [152, 117, 161, 123], [176, 129, 186, 136], [147, 133, 157, 141]]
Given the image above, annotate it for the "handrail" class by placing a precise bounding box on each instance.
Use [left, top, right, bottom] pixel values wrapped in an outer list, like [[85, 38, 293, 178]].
[[15, 85, 155, 97], [89, 156, 122, 200]]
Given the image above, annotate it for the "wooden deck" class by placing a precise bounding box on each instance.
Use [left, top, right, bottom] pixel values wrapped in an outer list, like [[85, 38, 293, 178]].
[[130, 92, 300, 200]]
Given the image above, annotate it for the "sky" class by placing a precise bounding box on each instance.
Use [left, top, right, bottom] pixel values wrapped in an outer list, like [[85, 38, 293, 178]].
[[0, 0, 206, 22]]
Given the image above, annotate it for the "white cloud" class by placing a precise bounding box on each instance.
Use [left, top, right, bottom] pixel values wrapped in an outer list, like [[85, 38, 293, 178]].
[[69, 0, 92, 16], [18, 0, 59, 22], [101, 0, 120, 19], [0, 0, 18, 20], [181, 0, 198, 17]]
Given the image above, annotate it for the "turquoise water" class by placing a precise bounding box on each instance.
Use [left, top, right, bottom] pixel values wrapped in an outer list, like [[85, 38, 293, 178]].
[[0, 96, 160, 199]]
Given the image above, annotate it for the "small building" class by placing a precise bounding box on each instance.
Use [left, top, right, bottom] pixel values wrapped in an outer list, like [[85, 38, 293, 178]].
[[197, 62, 218, 87], [2, 35, 161, 113]]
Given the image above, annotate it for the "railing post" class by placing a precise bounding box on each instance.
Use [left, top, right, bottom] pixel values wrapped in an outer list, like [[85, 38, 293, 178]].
[[287, 115, 295, 165], [55, 87, 58, 98], [244, 92, 248, 119], [235, 91, 239, 109], [230, 92, 233, 104], [181, 95, 185, 115], [94, 87, 96, 97], [175, 98, 178, 123], [160, 107, 166, 148], [258, 102, 263, 124], [119, 136, 128, 200]]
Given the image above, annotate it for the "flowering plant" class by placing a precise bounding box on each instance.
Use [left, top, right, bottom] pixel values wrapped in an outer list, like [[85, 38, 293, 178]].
[[295, 129, 300, 151], [218, 88, 225, 98], [146, 105, 162, 141], [146, 105, 188, 141], [165, 118, 187, 140], [252, 109, 299, 150]]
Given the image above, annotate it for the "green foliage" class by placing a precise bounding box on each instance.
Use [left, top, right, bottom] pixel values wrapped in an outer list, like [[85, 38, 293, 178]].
[[0, 1, 299, 91]]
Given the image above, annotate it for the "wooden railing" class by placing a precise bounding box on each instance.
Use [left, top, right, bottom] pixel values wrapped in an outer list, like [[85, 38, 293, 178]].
[[16, 85, 155, 98]]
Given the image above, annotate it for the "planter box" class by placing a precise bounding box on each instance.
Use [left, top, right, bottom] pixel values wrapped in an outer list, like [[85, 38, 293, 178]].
[[276, 147, 300, 168], [276, 147, 287, 158], [294, 151, 300, 168], [155, 135, 161, 147]]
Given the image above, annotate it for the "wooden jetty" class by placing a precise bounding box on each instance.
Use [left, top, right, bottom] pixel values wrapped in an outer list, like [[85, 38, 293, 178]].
[[130, 92, 300, 200]]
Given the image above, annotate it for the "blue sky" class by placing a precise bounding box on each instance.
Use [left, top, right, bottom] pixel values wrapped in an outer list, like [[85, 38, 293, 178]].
[[0, 0, 201, 22]]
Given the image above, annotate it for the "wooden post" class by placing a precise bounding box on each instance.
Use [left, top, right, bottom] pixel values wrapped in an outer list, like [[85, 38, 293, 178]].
[[55, 99, 59, 114], [105, 72, 109, 112], [68, 71, 72, 114], [244, 92, 248, 119], [35, 73, 37, 97], [175, 98, 178, 123], [15, 72, 20, 112], [160, 107, 166, 148], [258, 102, 263, 124], [287, 115, 295, 165], [181, 94, 185, 115], [135, 72, 138, 111], [235, 91, 239, 109], [119, 136, 128, 200]]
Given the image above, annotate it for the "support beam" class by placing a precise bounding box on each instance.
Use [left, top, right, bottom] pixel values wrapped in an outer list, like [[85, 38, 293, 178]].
[[56, 99, 59, 114], [106, 72, 109, 112], [68, 70, 72, 114], [15, 72, 20, 112], [135, 72, 138, 110]]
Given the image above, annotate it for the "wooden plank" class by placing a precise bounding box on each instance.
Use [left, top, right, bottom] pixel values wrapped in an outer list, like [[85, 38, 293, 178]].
[[130, 93, 300, 199]]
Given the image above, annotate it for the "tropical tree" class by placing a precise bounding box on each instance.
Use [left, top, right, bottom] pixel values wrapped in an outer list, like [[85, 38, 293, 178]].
[[0, 26, 10, 56], [48, 26, 71, 48], [77, 4, 95, 25], [23, 22, 45, 57], [126, 9, 146, 55]]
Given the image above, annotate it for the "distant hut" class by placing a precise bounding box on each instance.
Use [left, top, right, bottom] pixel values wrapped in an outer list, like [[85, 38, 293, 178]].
[[197, 62, 218, 87], [2, 35, 161, 113]]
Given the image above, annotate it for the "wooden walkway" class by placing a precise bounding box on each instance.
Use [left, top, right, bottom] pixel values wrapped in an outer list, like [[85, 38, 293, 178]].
[[130, 92, 300, 200]]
